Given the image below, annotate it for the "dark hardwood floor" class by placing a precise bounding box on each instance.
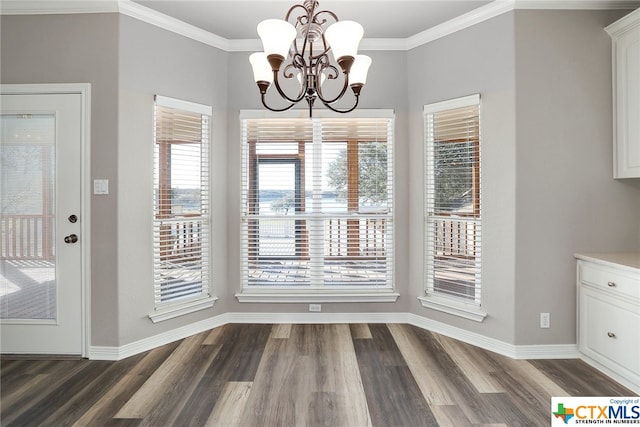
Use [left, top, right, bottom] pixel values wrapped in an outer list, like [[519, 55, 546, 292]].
[[0, 323, 634, 426]]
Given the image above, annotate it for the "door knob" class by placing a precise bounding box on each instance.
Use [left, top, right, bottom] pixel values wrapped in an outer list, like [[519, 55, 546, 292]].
[[64, 234, 78, 244]]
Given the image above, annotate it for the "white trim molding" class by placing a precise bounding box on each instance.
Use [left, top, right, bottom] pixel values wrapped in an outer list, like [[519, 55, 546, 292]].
[[2, 0, 638, 52], [148, 296, 219, 324], [0, 0, 118, 15], [406, 0, 514, 50], [90, 311, 579, 361], [235, 290, 400, 303], [515, 0, 640, 9], [418, 296, 488, 323], [90, 314, 230, 360], [117, 0, 230, 51], [406, 313, 579, 360]]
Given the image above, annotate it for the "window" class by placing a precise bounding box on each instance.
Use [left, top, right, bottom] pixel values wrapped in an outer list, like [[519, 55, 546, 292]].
[[421, 94, 485, 322], [151, 96, 215, 322], [238, 112, 397, 302]]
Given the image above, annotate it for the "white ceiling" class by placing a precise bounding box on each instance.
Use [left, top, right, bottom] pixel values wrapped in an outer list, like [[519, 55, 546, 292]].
[[130, 0, 495, 39]]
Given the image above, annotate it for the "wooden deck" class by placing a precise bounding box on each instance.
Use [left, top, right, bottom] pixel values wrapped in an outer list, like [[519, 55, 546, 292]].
[[248, 259, 388, 286], [0, 259, 55, 320]]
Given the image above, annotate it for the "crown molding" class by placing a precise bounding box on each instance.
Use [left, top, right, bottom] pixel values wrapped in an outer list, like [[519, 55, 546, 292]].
[[406, 0, 515, 50], [515, 0, 640, 9], [0, 0, 230, 51], [117, 0, 230, 51], [2, 0, 638, 52], [0, 0, 118, 14], [605, 5, 640, 35]]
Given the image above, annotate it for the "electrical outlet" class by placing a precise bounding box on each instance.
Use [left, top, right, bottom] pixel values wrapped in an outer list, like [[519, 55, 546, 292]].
[[540, 312, 550, 329], [309, 304, 321, 312]]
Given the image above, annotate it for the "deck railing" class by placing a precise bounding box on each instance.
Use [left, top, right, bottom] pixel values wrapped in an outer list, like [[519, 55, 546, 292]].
[[251, 215, 388, 258], [155, 215, 206, 262], [431, 216, 478, 258], [325, 217, 387, 257], [2, 214, 475, 263], [256, 216, 478, 259], [0, 214, 54, 260]]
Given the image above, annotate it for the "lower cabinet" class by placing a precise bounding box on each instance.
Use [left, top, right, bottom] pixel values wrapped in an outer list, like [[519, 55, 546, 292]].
[[576, 257, 640, 393]]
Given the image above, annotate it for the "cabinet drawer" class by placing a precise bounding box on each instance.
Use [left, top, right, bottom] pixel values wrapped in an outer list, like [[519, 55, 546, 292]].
[[578, 261, 640, 300], [579, 289, 640, 377]]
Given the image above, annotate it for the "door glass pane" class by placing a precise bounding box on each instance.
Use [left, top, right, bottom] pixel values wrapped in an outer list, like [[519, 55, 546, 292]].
[[258, 162, 296, 256], [0, 114, 56, 320]]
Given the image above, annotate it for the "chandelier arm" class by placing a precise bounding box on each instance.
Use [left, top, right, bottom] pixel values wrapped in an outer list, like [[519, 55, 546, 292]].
[[312, 10, 338, 25], [285, 3, 311, 22], [321, 93, 360, 114], [272, 70, 307, 104], [285, 63, 309, 101], [315, 71, 351, 105], [260, 92, 297, 112]]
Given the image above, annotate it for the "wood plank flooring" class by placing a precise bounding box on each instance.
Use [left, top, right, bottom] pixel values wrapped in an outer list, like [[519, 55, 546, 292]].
[[1, 323, 634, 427]]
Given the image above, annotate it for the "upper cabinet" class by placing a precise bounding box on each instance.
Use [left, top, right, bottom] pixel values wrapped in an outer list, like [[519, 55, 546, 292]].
[[607, 9, 640, 179]]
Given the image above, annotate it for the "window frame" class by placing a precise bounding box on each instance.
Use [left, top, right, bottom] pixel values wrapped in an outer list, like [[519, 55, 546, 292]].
[[149, 95, 217, 323], [419, 94, 486, 322], [236, 109, 399, 303]]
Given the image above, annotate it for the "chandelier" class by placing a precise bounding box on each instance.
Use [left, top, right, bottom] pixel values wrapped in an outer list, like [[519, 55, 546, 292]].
[[249, 0, 371, 117]]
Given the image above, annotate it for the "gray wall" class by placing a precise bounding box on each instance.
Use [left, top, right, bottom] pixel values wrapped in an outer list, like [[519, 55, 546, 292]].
[[407, 12, 519, 344], [406, 9, 640, 346], [513, 10, 640, 345], [117, 15, 229, 344], [1, 14, 121, 346], [2, 8, 639, 349]]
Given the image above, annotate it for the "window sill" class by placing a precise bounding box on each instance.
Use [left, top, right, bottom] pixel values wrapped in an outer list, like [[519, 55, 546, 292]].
[[148, 296, 218, 323], [418, 295, 487, 322], [235, 289, 400, 303]]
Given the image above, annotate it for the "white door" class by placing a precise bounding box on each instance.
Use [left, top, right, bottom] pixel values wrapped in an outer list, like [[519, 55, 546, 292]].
[[1, 88, 86, 355]]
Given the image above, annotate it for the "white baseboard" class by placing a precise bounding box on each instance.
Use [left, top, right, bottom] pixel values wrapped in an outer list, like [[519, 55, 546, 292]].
[[406, 313, 580, 360], [514, 344, 580, 360], [89, 311, 578, 361], [226, 311, 408, 324], [89, 313, 229, 360]]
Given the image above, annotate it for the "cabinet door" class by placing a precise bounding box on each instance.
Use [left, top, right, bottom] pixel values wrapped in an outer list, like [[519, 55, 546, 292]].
[[579, 287, 640, 379], [613, 19, 640, 178]]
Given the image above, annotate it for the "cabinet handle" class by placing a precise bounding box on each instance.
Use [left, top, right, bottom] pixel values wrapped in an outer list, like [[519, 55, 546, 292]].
[[607, 332, 616, 338], [607, 281, 616, 287]]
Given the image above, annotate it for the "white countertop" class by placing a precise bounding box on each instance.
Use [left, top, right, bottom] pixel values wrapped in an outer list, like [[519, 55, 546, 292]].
[[575, 252, 640, 273]]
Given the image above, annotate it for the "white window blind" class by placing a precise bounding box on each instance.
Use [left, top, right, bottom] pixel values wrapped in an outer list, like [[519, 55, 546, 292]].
[[424, 95, 482, 305], [152, 96, 212, 315], [240, 115, 394, 290]]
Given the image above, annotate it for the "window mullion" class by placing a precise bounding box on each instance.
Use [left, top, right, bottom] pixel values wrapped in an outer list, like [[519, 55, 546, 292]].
[[310, 119, 324, 287]]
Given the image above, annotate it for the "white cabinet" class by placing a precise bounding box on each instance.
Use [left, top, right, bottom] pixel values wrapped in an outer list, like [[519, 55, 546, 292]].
[[576, 254, 640, 393], [606, 9, 640, 179]]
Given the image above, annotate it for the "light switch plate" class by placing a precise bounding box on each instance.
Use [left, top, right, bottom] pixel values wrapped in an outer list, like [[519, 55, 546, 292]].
[[93, 179, 109, 195]]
